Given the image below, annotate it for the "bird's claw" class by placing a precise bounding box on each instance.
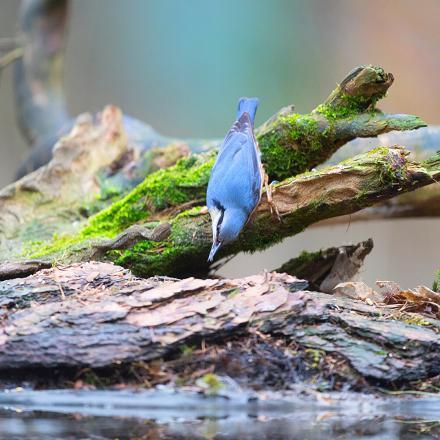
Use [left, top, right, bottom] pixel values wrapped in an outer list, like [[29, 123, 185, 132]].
[[264, 174, 282, 222]]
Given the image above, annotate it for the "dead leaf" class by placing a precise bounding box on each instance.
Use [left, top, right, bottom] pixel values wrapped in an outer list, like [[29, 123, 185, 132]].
[[414, 285, 440, 303], [126, 292, 224, 327], [333, 281, 383, 302], [376, 280, 440, 318]]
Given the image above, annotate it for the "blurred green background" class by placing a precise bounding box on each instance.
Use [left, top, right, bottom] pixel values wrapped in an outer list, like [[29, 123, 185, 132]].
[[0, 0, 439, 286]]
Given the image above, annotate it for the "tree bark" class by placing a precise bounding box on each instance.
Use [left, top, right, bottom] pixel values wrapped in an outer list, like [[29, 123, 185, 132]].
[[275, 239, 374, 292], [0, 261, 438, 389], [320, 126, 440, 222]]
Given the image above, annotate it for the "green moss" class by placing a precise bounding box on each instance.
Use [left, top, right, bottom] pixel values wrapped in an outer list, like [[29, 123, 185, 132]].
[[389, 312, 431, 327], [276, 248, 324, 275], [179, 345, 195, 357], [27, 154, 214, 259], [201, 373, 223, 394], [258, 113, 327, 181], [433, 270, 440, 292], [25, 233, 80, 259], [374, 350, 388, 357], [293, 249, 323, 265], [402, 316, 431, 327], [314, 92, 383, 120], [107, 215, 210, 277], [81, 153, 214, 239], [174, 206, 205, 220], [305, 348, 325, 369]]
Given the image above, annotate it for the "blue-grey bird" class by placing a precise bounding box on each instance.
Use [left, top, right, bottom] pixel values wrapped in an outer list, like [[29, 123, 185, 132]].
[[206, 97, 262, 262]]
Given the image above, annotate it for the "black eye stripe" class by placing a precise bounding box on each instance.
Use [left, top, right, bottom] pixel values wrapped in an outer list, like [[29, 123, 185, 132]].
[[217, 209, 225, 235], [212, 198, 225, 211]]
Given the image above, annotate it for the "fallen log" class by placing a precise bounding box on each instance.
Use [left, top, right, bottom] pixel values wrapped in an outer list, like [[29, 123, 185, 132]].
[[0, 261, 439, 390]]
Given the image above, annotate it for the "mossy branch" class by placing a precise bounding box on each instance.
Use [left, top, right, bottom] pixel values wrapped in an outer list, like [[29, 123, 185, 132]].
[[256, 65, 425, 181], [1, 65, 430, 276], [32, 147, 440, 277], [318, 126, 440, 222]]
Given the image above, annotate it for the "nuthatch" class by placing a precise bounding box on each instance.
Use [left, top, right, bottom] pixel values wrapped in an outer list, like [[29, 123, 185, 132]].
[[206, 97, 265, 262]]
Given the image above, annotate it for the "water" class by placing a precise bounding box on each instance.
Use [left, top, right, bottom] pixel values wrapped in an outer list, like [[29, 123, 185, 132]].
[[0, 389, 439, 439]]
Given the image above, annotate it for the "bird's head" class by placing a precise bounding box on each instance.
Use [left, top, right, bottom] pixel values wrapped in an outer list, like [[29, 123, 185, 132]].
[[208, 206, 248, 262]]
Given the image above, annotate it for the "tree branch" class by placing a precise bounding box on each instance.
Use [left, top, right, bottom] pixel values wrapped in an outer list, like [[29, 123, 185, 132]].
[[27, 146, 440, 277], [256, 65, 425, 181], [275, 239, 374, 292], [318, 126, 440, 222], [0, 47, 23, 70]]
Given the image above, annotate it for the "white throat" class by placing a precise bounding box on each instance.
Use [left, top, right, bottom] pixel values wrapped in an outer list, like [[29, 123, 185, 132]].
[[209, 206, 223, 242]]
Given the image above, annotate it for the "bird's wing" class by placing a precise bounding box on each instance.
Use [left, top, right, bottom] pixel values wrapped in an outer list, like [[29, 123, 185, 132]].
[[208, 114, 262, 213]]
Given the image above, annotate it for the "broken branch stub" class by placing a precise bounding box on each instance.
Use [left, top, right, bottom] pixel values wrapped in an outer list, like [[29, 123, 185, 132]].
[[276, 239, 374, 292]]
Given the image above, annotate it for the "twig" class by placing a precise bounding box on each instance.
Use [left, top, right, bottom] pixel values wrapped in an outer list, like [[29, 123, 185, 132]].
[[57, 283, 66, 300], [379, 388, 440, 397], [0, 47, 24, 70]]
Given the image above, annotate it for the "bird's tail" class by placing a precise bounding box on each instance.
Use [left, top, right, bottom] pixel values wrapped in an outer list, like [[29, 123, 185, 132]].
[[237, 97, 259, 126]]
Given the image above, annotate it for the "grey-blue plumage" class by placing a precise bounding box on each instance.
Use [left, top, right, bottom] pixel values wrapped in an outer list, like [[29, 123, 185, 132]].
[[206, 97, 262, 262]]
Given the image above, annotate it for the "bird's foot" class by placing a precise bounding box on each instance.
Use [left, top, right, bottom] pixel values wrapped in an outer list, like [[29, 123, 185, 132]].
[[264, 174, 281, 222]]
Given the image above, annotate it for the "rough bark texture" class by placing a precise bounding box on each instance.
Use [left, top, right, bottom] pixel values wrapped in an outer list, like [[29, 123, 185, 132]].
[[0, 262, 439, 387], [322, 184, 440, 224], [322, 126, 440, 222]]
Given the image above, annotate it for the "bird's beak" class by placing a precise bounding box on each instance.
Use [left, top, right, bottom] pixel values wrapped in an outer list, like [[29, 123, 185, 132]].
[[208, 240, 222, 262]]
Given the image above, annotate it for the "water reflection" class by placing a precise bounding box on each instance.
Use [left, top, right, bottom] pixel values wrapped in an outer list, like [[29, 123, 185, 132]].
[[0, 410, 439, 439], [0, 388, 439, 440]]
